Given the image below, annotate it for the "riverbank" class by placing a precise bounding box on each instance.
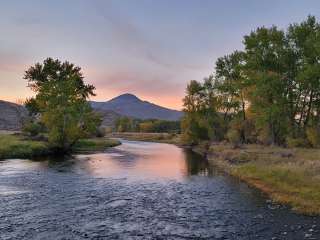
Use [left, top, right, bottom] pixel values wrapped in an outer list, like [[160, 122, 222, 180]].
[[0, 133, 121, 159], [206, 143, 320, 215], [87, 131, 320, 215], [113, 132, 320, 215], [109, 132, 181, 145]]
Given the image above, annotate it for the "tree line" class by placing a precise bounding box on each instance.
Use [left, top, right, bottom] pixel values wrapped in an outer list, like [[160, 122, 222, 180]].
[[182, 16, 320, 148], [115, 117, 180, 133]]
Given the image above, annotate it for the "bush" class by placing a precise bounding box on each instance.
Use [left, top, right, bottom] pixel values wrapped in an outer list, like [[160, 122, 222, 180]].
[[226, 129, 241, 146], [257, 127, 274, 145], [23, 121, 42, 137], [286, 137, 309, 148], [95, 126, 106, 138], [306, 127, 320, 148]]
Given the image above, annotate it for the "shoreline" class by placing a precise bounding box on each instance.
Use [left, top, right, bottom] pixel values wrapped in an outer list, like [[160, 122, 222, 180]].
[[109, 132, 182, 146], [109, 132, 320, 215], [205, 143, 320, 215], [0, 133, 121, 160]]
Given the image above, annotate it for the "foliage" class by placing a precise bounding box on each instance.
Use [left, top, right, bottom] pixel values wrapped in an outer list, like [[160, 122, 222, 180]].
[[72, 138, 121, 152], [306, 126, 320, 148], [226, 129, 241, 146], [115, 117, 136, 132], [181, 76, 225, 145], [115, 117, 180, 133], [22, 121, 43, 137], [111, 132, 181, 145], [286, 137, 309, 148], [182, 16, 320, 148], [0, 134, 49, 159], [24, 58, 101, 153], [95, 126, 106, 138]]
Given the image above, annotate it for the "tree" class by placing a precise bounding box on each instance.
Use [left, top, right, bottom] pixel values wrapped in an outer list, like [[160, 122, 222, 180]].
[[181, 77, 223, 144], [181, 16, 320, 148], [25, 58, 101, 152], [287, 16, 320, 133], [215, 51, 249, 142], [244, 26, 289, 145]]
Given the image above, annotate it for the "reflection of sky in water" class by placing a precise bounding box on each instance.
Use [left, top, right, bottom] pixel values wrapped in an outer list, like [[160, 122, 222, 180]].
[[76, 140, 209, 181], [0, 140, 211, 182]]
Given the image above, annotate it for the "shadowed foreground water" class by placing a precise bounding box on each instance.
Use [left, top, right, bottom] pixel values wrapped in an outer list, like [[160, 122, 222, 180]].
[[1, 140, 320, 239]]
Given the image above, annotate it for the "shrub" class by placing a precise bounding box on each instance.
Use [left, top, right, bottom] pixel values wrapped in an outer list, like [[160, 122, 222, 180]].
[[95, 126, 106, 138], [306, 127, 320, 148], [226, 129, 241, 146], [286, 137, 309, 148], [22, 121, 42, 137]]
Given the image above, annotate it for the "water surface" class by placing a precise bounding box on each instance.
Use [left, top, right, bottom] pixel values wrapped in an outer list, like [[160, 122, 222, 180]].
[[0, 140, 319, 239]]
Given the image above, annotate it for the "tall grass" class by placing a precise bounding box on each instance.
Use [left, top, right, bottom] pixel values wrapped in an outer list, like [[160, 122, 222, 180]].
[[208, 143, 320, 215], [0, 134, 121, 159], [0, 134, 49, 159], [72, 138, 121, 152]]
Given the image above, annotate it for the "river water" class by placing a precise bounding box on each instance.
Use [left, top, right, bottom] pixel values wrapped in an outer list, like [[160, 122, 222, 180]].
[[0, 140, 320, 239]]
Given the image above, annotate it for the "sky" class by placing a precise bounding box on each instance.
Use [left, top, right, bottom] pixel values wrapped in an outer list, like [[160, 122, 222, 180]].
[[0, 0, 320, 110]]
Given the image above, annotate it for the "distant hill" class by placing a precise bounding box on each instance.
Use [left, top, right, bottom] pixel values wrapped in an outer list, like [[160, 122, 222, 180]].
[[0, 100, 28, 131], [91, 93, 183, 121], [0, 94, 183, 131]]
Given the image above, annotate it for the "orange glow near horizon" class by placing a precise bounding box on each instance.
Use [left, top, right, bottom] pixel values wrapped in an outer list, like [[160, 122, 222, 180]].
[[0, 59, 187, 110], [1, 83, 183, 110]]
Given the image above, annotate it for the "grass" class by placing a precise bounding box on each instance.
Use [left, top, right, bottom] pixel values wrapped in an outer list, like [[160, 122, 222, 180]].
[[208, 143, 320, 215], [0, 134, 121, 159], [109, 132, 181, 145], [0, 134, 49, 159], [72, 138, 121, 152]]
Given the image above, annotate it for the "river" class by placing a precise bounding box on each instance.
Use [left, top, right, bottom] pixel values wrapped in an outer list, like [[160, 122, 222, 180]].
[[0, 140, 319, 239]]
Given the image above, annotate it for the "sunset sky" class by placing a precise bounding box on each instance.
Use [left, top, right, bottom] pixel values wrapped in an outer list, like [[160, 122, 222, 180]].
[[1, 0, 320, 110]]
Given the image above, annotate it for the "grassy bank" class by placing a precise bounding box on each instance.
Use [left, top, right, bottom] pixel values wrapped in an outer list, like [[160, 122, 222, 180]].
[[72, 138, 121, 153], [109, 132, 181, 145], [0, 134, 49, 159], [0, 134, 121, 159], [207, 143, 320, 215]]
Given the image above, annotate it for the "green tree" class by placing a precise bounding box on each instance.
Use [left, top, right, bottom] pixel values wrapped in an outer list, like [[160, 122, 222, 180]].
[[287, 16, 320, 134], [244, 26, 289, 144], [181, 77, 223, 144], [215, 51, 249, 142], [182, 16, 320, 148], [25, 58, 101, 152]]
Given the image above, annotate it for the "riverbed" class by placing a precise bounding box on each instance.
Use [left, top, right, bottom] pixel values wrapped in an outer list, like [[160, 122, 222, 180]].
[[0, 140, 319, 239]]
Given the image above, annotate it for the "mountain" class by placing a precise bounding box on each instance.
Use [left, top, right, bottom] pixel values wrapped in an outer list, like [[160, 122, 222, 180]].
[[91, 93, 183, 121], [0, 100, 28, 131]]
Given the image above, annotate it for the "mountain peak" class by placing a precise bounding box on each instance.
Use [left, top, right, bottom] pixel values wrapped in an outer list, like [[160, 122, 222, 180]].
[[91, 93, 183, 121], [115, 93, 140, 101]]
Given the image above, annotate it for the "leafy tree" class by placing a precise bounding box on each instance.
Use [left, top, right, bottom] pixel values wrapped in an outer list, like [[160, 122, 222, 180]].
[[181, 15, 320, 148], [287, 16, 320, 133], [25, 58, 101, 152], [115, 117, 135, 132], [244, 26, 289, 145], [181, 77, 223, 144], [215, 51, 249, 142]]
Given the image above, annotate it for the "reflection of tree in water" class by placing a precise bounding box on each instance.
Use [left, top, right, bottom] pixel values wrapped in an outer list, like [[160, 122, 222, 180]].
[[184, 149, 213, 176], [32, 154, 77, 172]]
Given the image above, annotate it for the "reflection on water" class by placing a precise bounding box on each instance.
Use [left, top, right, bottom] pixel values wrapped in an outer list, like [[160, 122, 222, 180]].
[[76, 140, 211, 180], [0, 140, 211, 181], [1, 139, 320, 239]]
